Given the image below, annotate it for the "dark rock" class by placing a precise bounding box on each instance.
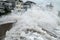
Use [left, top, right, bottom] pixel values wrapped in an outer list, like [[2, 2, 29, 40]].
[[0, 1, 15, 16], [23, 1, 36, 11], [58, 11, 60, 17], [24, 1, 36, 5], [0, 23, 13, 40], [46, 3, 53, 9]]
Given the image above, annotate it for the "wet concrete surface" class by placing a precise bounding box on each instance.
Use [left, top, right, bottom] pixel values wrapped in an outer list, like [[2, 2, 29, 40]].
[[0, 23, 13, 40]]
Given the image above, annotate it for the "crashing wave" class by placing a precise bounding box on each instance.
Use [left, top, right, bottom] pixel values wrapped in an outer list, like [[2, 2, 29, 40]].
[[0, 0, 60, 40]]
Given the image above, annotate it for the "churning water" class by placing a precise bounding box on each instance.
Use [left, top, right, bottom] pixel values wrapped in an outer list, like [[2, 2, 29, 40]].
[[0, 0, 60, 40]]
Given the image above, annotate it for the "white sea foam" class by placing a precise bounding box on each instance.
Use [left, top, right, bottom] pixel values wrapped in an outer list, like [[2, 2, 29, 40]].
[[0, 0, 60, 40]]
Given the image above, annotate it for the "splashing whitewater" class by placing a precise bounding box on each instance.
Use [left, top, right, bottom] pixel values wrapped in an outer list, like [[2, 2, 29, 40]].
[[0, 0, 60, 40]]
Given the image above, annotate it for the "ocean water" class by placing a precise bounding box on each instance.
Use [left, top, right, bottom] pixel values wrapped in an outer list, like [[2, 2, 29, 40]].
[[22, 0, 60, 10], [0, 0, 60, 40]]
